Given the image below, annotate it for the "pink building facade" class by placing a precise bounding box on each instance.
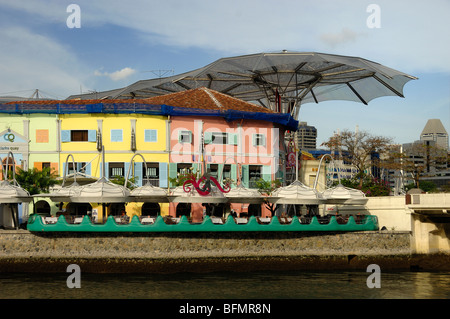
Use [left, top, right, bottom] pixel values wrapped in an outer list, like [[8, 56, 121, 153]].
[[143, 87, 296, 222]]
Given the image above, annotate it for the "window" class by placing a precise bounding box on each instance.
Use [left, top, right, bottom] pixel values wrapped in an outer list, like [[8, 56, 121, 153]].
[[208, 164, 219, 179], [143, 162, 159, 186], [71, 130, 88, 142], [178, 130, 192, 144], [67, 162, 87, 174], [249, 165, 262, 188], [204, 132, 238, 145], [177, 163, 192, 174], [110, 129, 123, 142], [109, 162, 124, 177], [211, 132, 227, 144], [36, 129, 49, 143], [42, 162, 51, 169], [253, 134, 266, 147], [144, 129, 157, 142], [61, 130, 96, 142], [222, 164, 231, 180]]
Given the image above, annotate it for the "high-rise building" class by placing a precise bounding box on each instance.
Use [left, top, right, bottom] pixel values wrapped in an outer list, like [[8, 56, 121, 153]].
[[297, 122, 317, 150], [420, 119, 449, 151]]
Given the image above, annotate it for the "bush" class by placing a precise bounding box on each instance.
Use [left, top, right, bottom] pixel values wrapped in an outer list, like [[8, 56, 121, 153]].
[[337, 174, 390, 197]]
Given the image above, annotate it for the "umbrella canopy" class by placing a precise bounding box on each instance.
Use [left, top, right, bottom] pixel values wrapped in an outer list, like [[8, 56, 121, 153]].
[[321, 183, 368, 205], [225, 184, 264, 204], [268, 180, 325, 205], [0, 180, 32, 203], [0, 153, 32, 203], [129, 182, 169, 203], [70, 177, 130, 203], [34, 182, 82, 203], [73, 51, 417, 119]]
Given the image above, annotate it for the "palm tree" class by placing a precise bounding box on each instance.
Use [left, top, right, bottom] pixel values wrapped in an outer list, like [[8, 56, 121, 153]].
[[13, 167, 60, 195]]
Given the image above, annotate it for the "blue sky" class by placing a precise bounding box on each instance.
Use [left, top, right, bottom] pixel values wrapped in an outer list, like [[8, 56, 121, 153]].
[[0, 0, 448, 146]]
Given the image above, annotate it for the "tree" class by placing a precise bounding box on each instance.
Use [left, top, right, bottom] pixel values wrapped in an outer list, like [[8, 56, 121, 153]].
[[13, 167, 60, 195], [336, 175, 391, 197], [255, 178, 281, 216], [385, 141, 448, 189], [321, 129, 393, 187]]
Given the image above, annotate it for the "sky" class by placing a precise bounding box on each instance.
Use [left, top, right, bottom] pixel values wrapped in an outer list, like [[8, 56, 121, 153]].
[[0, 0, 449, 146]]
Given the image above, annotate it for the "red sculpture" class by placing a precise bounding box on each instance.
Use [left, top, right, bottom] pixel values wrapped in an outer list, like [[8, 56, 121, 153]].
[[183, 173, 230, 196]]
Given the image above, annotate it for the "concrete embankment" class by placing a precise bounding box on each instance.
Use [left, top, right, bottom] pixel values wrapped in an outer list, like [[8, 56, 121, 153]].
[[1, 229, 449, 273]]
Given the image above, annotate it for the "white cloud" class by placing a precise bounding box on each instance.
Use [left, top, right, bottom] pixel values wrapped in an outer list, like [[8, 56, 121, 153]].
[[94, 67, 137, 81], [0, 26, 90, 98], [320, 28, 367, 48]]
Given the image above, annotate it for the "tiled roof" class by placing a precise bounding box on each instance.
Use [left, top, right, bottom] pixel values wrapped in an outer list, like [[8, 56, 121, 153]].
[[142, 87, 274, 113], [5, 87, 273, 113]]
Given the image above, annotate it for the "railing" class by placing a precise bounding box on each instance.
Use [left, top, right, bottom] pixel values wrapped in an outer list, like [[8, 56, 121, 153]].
[[30, 214, 379, 232]]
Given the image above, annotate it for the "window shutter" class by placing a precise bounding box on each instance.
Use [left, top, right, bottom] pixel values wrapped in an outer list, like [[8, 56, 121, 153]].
[[88, 130, 96, 142], [203, 132, 212, 144], [262, 165, 272, 182], [50, 162, 59, 175], [85, 163, 91, 176], [104, 162, 109, 178], [231, 164, 237, 186], [159, 162, 168, 188], [61, 130, 70, 142], [241, 165, 249, 188], [124, 162, 130, 179], [218, 164, 224, 182], [134, 162, 143, 186], [169, 163, 177, 187], [228, 133, 238, 145], [33, 162, 42, 170]]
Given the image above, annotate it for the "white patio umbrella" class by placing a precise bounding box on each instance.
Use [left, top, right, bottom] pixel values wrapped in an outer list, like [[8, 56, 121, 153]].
[[268, 180, 325, 205], [0, 153, 32, 229], [34, 154, 83, 202], [225, 183, 264, 204], [125, 153, 168, 203], [321, 183, 368, 205], [66, 148, 130, 224], [313, 154, 368, 205]]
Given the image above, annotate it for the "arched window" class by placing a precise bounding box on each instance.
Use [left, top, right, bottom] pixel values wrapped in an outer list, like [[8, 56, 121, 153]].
[[35, 200, 51, 215], [176, 203, 191, 217], [66, 203, 93, 216], [142, 203, 160, 216], [248, 204, 262, 217], [2, 157, 15, 179]]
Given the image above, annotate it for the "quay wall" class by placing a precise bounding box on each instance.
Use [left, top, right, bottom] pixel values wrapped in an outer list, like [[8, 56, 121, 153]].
[[2, 229, 449, 273]]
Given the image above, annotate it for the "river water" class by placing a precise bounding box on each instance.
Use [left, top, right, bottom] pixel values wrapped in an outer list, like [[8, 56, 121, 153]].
[[1, 270, 450, 299]]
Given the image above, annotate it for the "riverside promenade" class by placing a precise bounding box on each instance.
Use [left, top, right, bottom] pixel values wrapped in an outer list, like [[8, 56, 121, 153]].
[[1, 194, 449, 274]]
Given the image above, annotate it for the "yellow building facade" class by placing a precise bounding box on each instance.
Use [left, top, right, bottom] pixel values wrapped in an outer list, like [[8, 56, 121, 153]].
[[59, 113, 170, 220]]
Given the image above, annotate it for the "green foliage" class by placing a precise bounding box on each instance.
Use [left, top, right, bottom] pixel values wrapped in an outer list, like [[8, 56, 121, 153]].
[[169, 167, 198, 187], [255, 178, 282, 195], [404, 181, 438, 193], [336, 173, 390, 197], [13, 167, 60, 195], [109, 175, 137, 190]]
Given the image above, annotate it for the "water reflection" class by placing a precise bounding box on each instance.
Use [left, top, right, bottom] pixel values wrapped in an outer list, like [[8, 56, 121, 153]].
[[1, 271, 449, 299]]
